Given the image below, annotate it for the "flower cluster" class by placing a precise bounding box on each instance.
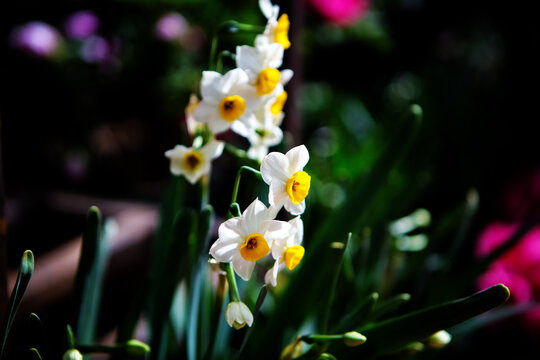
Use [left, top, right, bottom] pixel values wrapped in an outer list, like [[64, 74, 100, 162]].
[[165, 0, 294, 185], [164, 0, 311, 330]]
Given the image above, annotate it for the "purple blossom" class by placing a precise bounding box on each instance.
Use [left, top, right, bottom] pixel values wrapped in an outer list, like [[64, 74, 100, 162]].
[[155, 12, 188, 41], [10, 21, 62, 58], [64, 10, 100, 39]]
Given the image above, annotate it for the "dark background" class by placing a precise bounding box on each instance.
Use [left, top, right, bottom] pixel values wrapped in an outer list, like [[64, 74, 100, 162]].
[[1, 0, 540, 358]]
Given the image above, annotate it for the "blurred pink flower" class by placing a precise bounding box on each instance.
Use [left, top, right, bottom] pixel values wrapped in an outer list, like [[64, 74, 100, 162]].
[[155, 12, 188, 41], [10, 21, 62, 58], [476, 221, 540, 332], [309, 0, 371, 26], [64, 10, 100, 39]]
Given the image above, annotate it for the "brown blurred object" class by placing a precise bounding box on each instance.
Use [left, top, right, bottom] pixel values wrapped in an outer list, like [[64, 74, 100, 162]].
[[6, 192, 158, 320]]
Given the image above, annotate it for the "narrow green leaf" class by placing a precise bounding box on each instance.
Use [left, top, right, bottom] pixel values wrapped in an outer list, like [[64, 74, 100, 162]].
[[367, 293, 411, 322], [0, 250, 34, 358], [72, 207, 111, 344], [350, 284, 510, 358], [150, 209, 195, 360], [28, 348, 43, 360], [337, 292, 379, 332], [187, 206, 214, 360]]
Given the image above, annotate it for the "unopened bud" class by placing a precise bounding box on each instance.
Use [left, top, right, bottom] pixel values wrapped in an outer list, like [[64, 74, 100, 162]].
[[424, 330, 452, 349], [343, 331, 367, 347], [317, 353, 337, 360], [63, 349, 83, 360], [125, 339, 151, 356]]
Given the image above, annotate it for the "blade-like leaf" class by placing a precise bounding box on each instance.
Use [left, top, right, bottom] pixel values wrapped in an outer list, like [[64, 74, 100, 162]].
[[344, 284, 510, 358], [0, 250, 34, 358]]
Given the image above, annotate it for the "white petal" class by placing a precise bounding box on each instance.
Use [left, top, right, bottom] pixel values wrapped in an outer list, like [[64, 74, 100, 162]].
[[286, 145, 309, 173], [201, 140, 224, 160], [284, 200, 306, 216], [218, 217, 248, 243], [232, 255, 256, 281], [280, 69, 294, 85], [264, 43, 284, 69], [268, 178, 289, 207], [242, 198, 272, 235], [221, 68, 249, 94], [264, 259, 283, 287], [289, 216, 304, 245], [261, 152, 290, 184], [200, 71, 223, 99], [236, 45, 262, 74], [247, 145, 269, 161], [226, 302, 253, 327], [259, 0, 279, 20], [210, 239, 239, 262]]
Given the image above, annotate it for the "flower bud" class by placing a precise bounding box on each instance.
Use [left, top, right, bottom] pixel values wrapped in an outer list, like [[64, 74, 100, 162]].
[[225, 301, 253, 329], [343, 331, 367, 347], [424, 330, 452, 349], [63, 349, 83, 360], [125, 339, 151, 356]]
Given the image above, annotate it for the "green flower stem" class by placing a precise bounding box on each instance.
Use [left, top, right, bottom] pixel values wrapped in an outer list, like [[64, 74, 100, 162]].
[[216, 50, 236, 74], [224, 263, 241, 302], [224, 144, 261, 168], [209, 21, 264, 70], [228, 165, 262, 218]]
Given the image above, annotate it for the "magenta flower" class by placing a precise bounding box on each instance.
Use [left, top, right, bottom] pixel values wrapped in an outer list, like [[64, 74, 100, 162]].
[[476, 221, 540, 332], [309, 0, 371, 26], [10, 21, 62, 58], [64, 10, 100, 39]]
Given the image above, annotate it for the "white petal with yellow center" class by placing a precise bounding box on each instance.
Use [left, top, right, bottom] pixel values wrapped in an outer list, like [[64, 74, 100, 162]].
[[195, 68, 257, 134], [209, 198, 292, 281], [164, 140, 224, 184], [261, 145, 311, 215]]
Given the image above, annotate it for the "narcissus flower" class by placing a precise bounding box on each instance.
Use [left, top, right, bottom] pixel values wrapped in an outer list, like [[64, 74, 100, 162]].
[[209, 198, 292, 280], [257, 0, 291, 50], [195, 68, 257, 134], [265, 216, 304, 287], [261, 145, 311, 215], [164, 140, 224, 184], [225, 301, 254, 329], [232, 97, 283, 161], [236, 42, 293, 97]]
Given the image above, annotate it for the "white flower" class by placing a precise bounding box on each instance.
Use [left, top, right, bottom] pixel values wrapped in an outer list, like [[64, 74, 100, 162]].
[[225, 301, 254, 329], [195, 68, 257, 134], [164, 140, 224, 184], [209, 198, 292, 281], [265, 216, 304, 287], [232, 98, 283, 161], [236, 42, 293, 97], [260, 145, 311, 215], [257, 0, 290, 50]]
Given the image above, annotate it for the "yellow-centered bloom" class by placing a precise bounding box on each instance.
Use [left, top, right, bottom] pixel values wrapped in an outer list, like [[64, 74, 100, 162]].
[[265, 216, 304, 287], [209, 199, 293, 280], [195, 68, 257, 134], [225, 301, 253, 329], [257, 0, 291, 50], [236, 42, 293, 98], [261, 145, 311, 215], [164, 140, 224, 184]]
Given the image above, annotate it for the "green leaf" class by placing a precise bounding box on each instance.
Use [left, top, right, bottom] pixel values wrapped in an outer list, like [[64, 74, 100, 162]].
[[0, 250, 34, 358], [348, 284, 510, 358], [337, 292, 379, 332], [72, 206, 110, 344], [150, 209, 195, 360], [28, 348, 43, 360], [187, 206, 214, 360]]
